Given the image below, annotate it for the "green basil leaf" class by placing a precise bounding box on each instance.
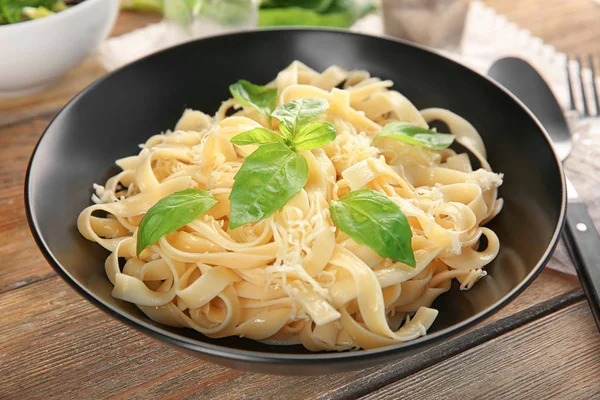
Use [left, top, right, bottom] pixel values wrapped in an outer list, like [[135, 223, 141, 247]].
[[293, 121, 337, 151], [229, 143, 308, 229], [374, 122, 455, 150], [136, 188, 217, 256], [231, 127, 283, 146], [272, 97, 329, 139], [330, 188, 415, 267], [229, 80, 278, 116]]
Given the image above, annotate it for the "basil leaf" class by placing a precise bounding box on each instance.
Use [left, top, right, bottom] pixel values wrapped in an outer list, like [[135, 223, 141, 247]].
[[272, 98, 329, 139], [330, 189, 415, 267], [136, 188, 217, 256], [293, 121, 336, 151], [229, 143, 308, 229], [374, 122, 455, 150], [231, 127, 283, 146], [229, 80, 278, 116]]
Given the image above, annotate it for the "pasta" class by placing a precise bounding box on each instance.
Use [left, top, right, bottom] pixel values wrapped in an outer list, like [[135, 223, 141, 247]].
[[77, 61, 503, 351]]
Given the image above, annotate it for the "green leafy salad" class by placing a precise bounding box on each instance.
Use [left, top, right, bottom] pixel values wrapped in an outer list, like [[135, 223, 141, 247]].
[[0, 0, 80, 25]]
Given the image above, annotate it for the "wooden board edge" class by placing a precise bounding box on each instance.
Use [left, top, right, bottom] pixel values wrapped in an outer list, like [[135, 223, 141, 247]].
[[320, 288, 585, 400]]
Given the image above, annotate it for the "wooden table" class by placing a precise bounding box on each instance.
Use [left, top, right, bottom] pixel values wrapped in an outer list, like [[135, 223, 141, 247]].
[[1, 1, 600, 398]]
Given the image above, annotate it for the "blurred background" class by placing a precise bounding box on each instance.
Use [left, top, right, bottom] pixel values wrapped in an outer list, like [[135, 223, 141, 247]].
[[0, 0, 599, 100], [112, 0, 600, 57]]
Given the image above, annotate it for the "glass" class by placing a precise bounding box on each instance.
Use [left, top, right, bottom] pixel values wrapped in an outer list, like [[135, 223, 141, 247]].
[[163, 0, 258, 39], [381, 0, 470, 51]]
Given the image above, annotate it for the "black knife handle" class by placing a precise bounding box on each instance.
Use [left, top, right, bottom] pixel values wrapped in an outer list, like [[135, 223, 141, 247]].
[[564, 202, 600, 330]]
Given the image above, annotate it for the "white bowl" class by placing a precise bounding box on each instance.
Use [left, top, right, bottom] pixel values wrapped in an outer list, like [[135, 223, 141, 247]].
[[0, 0, 119, 97]]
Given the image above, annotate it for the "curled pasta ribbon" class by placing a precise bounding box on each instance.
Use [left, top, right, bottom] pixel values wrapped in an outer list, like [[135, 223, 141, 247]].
[[420, 108, 489, 170], [77, 61, 504, 351]]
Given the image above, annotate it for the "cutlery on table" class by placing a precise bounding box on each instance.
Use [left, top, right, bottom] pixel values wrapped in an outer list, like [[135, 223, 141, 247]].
[[488, 57, 600, 331], [566, 54, 600, 117]]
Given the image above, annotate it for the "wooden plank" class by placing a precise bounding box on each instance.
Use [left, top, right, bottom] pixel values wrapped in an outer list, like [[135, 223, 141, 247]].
[[361, 300, 600, 400], [0, 271, 582, 400], [0, 58, 105, 128], [111, 10, 162, 37], [326, 288, 585, 400], [0, 115, 56, 294], [483, 0, 600, 55]]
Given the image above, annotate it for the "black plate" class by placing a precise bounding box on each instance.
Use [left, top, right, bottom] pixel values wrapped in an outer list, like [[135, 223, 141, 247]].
[[25, 29, 566, 375]]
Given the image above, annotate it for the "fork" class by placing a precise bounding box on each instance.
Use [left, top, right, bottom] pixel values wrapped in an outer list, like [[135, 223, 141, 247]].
[[567, 54, 600, 117]]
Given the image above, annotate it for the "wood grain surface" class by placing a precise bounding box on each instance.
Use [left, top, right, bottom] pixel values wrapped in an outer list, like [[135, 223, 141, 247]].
[[484, 0, 600, 55], [361, 301, 600, 400], [0, 116, 55, 293], [0, 275, 584, 400], [1, 1, 600, 399]]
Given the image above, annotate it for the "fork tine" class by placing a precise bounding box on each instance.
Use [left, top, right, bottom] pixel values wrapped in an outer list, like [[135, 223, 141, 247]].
[[589, 54, 600, 116], [576, 55, 591, 117], [567, 55, 578, 113]]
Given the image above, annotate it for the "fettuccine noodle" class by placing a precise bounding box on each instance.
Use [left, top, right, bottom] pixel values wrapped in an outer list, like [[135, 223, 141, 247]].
[[78, 61, 503, 351]]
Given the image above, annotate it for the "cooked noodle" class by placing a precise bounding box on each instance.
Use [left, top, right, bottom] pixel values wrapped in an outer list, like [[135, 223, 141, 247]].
[[78, 61, 503, 350]]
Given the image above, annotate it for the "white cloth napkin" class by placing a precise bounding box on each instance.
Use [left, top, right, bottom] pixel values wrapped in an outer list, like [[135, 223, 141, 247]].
[[98, 1, 600, 275]]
